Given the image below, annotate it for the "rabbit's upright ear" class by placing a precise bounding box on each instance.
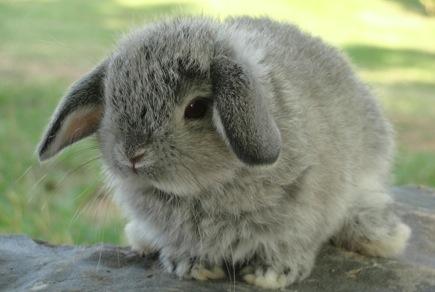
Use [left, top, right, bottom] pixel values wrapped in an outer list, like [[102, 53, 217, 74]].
[[37, 61, 107, 161], [211, 56, 281, 166]]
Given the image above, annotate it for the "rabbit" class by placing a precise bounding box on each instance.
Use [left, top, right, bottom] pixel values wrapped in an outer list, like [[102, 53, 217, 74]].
[[37, 16, 411, 289]]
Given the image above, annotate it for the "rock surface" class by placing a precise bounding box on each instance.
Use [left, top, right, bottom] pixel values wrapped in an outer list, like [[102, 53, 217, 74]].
[[1, 186, 435, 291]]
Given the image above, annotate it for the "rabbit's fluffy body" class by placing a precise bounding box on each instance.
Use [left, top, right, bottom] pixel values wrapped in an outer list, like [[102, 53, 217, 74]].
[[38, 17, 410, 289]]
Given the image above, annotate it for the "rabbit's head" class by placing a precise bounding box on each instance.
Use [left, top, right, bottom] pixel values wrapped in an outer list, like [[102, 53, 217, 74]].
[[37, 20, 281, 196]]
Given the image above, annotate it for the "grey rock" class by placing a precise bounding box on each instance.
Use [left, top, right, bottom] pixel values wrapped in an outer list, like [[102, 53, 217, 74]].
[[1, 186, 435, 291]]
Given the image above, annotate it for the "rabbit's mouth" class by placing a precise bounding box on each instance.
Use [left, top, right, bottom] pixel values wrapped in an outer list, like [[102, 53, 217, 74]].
[[114, 159, 152, 175]]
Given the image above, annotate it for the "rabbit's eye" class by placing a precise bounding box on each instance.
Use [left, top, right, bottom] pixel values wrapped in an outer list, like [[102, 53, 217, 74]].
[[184, 98, 209, 120]]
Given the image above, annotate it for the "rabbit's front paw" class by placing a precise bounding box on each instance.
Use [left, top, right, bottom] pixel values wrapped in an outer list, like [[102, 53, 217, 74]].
[[160, 255, 225, 281], [240, 262, 311, 289], [125, 221, 157, 256]]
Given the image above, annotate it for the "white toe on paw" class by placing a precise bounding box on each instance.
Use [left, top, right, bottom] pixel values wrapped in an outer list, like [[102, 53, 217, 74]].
[[160, 256, 225, 281], [190, 264, 226, 281], [161, 257, 193, 279], [175, 259, 193, 278], [242, 268, 289, 289]]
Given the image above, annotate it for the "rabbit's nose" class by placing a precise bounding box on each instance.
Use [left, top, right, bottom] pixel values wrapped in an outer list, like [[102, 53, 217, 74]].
[[129, 152, 145, 163], [129, 149, 145, 173]]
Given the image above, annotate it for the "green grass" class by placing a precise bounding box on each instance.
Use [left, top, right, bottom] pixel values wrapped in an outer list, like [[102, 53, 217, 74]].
[[0, 0, 434, 245]]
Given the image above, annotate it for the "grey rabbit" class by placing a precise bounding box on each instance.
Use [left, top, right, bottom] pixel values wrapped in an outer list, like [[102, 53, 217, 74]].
[[37, 16, 410, 289]]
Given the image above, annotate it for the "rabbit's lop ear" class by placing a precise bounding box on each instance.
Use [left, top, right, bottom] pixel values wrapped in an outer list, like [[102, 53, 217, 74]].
[[37, 61, 107, 161], [211, 56, 281, 166]]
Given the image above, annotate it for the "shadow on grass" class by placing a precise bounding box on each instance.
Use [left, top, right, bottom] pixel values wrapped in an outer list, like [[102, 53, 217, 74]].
[[377, 80, 435, 94], [383, 0, 428, 15], [344, 44, 435, 71]]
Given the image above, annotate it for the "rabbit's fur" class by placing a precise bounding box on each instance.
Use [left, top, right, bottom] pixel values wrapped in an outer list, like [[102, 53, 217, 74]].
[[38, 16, 410, 289]]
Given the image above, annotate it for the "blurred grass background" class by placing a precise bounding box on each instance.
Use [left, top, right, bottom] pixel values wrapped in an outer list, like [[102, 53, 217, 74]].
[[0, 0, 434, 245]]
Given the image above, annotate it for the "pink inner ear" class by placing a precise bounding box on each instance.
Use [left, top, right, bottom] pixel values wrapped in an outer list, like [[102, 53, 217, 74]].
[[63, 106, 103, 143], [39, 105, 103, 161]]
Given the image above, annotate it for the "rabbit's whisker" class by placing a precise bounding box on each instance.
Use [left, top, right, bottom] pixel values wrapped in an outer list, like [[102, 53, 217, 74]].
[[58, 156, 101, 184], [14, 165, 33, 184], [27, 173, 48, 203]]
